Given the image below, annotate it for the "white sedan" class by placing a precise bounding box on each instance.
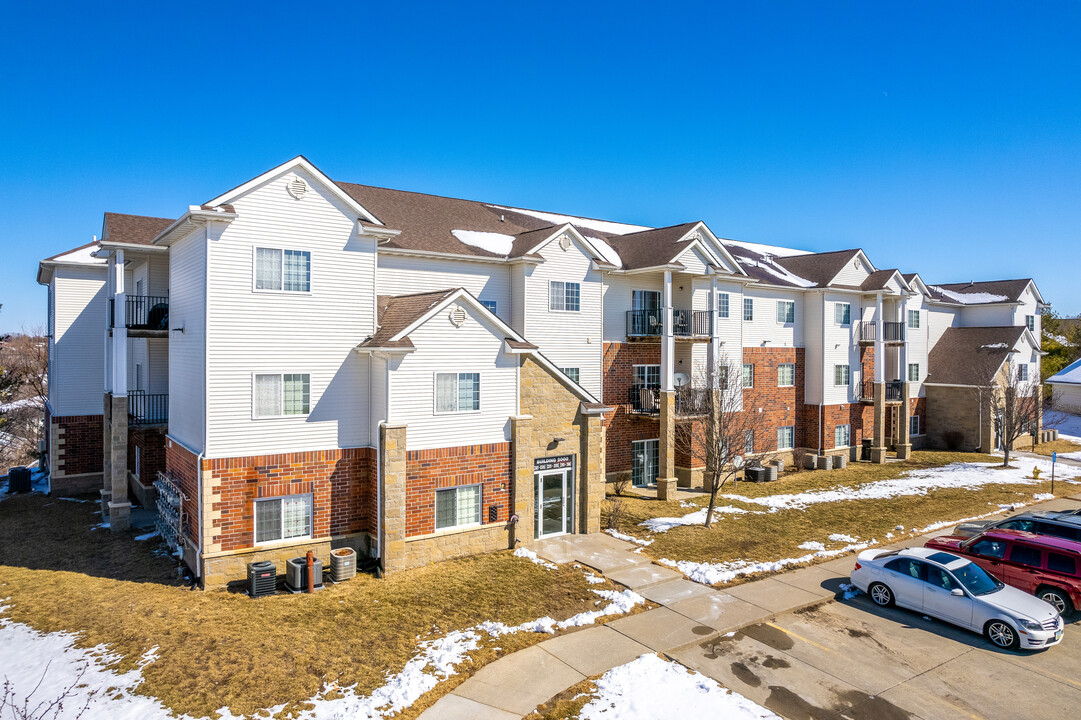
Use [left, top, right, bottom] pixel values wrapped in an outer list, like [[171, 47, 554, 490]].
[[849, 546, 1063, 650]]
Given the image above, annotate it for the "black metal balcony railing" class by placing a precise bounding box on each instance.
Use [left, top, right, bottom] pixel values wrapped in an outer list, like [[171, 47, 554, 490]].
[[858, 321, 877, 343], [626, 309, 712, 337], [675, 387, 710, 416], [627, 384, 712, 416], [126, 296, 169, 330], [129, 392, 168, 426], [882, 321, 905, 343], [860, 380, 904, 403]]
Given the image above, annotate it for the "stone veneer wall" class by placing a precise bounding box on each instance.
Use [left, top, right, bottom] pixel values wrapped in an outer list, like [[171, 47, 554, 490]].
[[50, 414, 103, 493]]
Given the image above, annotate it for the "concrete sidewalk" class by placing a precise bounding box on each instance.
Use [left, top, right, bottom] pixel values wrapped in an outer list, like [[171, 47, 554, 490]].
[[419, 492, 1081, 720]]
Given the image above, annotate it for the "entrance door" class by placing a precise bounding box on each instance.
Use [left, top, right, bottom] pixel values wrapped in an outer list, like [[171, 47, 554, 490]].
[[536, 468, 573, 538]]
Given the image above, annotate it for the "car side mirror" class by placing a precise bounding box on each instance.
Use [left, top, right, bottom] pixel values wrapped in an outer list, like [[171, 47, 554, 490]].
[[951, 588, 964, 597]]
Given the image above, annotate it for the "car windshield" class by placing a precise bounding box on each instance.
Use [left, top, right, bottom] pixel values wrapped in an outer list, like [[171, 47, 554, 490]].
[[950, 561, 1003, 596]]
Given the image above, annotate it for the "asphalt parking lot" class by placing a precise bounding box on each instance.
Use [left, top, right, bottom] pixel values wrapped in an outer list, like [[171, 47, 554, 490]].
[[671, 592, 1081, 720]]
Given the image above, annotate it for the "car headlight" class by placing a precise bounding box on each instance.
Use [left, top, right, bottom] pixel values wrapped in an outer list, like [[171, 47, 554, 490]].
[[1018, 619, 1043, 632]]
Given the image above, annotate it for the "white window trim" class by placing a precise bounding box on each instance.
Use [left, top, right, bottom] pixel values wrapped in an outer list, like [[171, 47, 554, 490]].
[[560, 367, 581, 383], [777, 363, 795, 388], [480, 299, 497, 313], [834, 424, 851, 449], [253, 493, 314, 545], [836, 302, 852, 326], [777, 426, 795, 450], [251, 372, 312, 420], [908, 363, 920, 382], [1018, 364, 1029, 382], [633, 364, 662, 386], [743, 298, 754, 322], [1026, 315, 1036, 332], [908, 309, 921, 329], [834, 364, 851, 386], [717, 292, 730, 319], [742, 363, 755, 389], [910, 415, 922, 436], [251, 245, 314, 295], [435, 483, 484, 532], [433, 371, 483, 415], [776, 300, 796, 325], [548, 280, 581, 313], [632, 438, 660, 485]]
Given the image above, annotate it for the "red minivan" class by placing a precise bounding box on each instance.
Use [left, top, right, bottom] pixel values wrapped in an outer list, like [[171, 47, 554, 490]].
[[926, 529, 1081, 616]]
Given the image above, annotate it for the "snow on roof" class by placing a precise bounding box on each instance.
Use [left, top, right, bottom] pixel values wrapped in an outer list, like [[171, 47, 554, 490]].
[[586, 234, 623, 266], [721, 238, 811, 258], [980, 342, 1009, 349], [485, 204, 650, 236], [47, 244, 105, 265], [1049, 358, 1081, 386], [931, 286, 1008, 305], [450, 229, 515, 257], [732, 254, 816, 288]]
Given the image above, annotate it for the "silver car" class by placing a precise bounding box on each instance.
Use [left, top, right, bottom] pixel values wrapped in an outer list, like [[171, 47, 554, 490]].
[[849, 547, 1064, 650]]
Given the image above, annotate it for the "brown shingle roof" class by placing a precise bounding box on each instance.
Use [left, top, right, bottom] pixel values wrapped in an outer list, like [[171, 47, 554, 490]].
[[605, 222, 703, 270], [102, 212, 174, 246], [926, 326, 1026, 386], [772, 249, 861, 288], [926, 279, 1032, 305], [860, 269, 900, 291], [358, 289, 460, 348]]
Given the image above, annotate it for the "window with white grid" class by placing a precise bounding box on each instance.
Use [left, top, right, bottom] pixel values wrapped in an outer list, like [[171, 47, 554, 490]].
[[435, 484, 481, 530], [835, 424, 851, 448], [549, 281, 581, 312], [743, 364, 754, 388], [254, 373, 310, 417], [777, 300, 795, 324], [835, 303, 851, 326], [560, 367, 580, 384], [255, 495, 312, 543], [777, 363, 795, 387], [834, 364, 850, 386], [777, 426, 795, 450], [717, 293, 730, 318], [435, 373, 481, 413], [743, 298, 754, 321]]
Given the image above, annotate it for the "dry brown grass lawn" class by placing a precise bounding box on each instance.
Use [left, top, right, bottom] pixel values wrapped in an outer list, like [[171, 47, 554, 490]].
[[0, 494, 633, 718], [1028, 438, 1081, 457], [605, 451, 1080, 584]]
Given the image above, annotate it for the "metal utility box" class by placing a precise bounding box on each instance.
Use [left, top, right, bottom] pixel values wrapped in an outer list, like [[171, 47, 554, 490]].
[[286, 556, 324, 592], [247, 560, 277, 598]]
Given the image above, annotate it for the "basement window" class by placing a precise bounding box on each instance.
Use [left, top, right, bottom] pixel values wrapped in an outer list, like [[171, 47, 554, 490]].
[[255, 494, 312, 543], [435, 484, 482, 531]]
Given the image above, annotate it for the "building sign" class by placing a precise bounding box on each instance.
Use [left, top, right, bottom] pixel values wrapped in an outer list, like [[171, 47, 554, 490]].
[[534, 455, 573, 472]]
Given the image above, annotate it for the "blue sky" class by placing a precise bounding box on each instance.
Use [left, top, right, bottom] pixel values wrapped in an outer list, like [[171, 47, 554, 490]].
[[2, 1, 1079, 331]]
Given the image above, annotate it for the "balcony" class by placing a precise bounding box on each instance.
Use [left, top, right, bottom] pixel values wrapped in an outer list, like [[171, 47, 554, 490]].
[[857, 321, 905, 346], [626, 309, 712, 339], [110, 296, 169, 337], [626, 385, 712, 417], [860, 380, 905, 404], [128, 392, 168, 426]]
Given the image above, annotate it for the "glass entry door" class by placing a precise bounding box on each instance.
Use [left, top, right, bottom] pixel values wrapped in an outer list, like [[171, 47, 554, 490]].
[[536, 468, 573, 538]]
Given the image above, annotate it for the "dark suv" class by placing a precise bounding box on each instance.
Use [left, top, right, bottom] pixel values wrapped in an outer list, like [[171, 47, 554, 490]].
[[926, 529, 1081, 616], [952, 509, 1081, 542]]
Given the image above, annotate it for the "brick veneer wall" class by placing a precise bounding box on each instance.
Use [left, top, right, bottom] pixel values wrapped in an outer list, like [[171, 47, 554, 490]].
[[53, 414, 103, 477], [164, 438, 201, 546], [129, 428, 167, 487], [805, 403, 874, 454], [405, 443, 512, 538], [205, 449, 375, 552], [602, 341, 663, 474], [742, 347, 805, 453]]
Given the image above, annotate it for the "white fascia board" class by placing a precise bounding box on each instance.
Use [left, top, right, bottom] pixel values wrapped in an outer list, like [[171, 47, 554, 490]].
[[360, 222, 402, 241], [203, 155, 382, 225], [692, 222, 748, 276], [354, 346, 415, 356], [151, 206, 237, 247], [614, 263, 686, 276], [672, 237, 725, 275], [524, 223, 616, 269], [98, 241, 170, 254], [377, 246, 522, 265]]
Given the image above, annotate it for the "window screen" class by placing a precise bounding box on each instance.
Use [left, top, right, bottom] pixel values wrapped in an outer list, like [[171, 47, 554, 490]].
[[255, 248, 282, 290]]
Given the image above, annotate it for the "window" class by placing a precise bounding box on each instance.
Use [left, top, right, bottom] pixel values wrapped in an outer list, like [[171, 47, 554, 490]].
[[1026, 315, 1036, 332], [436, 372, 480, 413], [885, 558, 925, 580], [835, 424, 851, 447], [1010, 544, 1042, 568], [742, 364, 754, 389], [744, 430, 754, 455], [480, 300, 497, 314], [835, 302, 851, 326], [435, 484, 482, 530], [834, 364, 850, 386], [908, 310, 920, 329], [970, 539, 1006, 559], [908, 363, 920, 382], [560, 367, 580, 384], [633, 365, 660, 388], [134, 362, 144, 391], [134, 445, 141, 480], [743, 298, 754, 322], [255, 248, 310, 292], [632, 439, 659, 486], [925, 566, 959, 591], [717, 293, 730, 318], [777, 426, 795, 450], [910, 415, 920, 436], [777, 300, 795, 324], [255, 495, 312, 543], [254, 373, 310, 417], [550, 281, 580, 312], [1018, 364, 1029, 382], [1048, 553, 1077, 575], [777, 363, 795, 387]]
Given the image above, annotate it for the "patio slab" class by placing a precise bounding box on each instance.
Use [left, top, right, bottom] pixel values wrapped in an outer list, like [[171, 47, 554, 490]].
[[605, 606, 719, 653], [453, 644, 585, 716], [538, 625, 651, 676], [418, 694, 518, 720], [572, 545, 652, 573]]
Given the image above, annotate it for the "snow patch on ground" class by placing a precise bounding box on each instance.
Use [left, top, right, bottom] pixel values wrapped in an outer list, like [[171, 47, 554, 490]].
[[135, 530, 160, 541], [450, 229, 516, 256], [839, 583, 862, 601], [719, 458, 1080, 512], [606, 529, 654, 546], [640, 505, 751, 533], [659, 539, 872, 586], [828, 533, 859, 543], [1046, 410, 1081, 442], [797, 541, 825, 551], [584, 572, 606, 585], [1033, 493, 1055, 501], [577, 653, 782, 719], [513, 547, 557, 570]]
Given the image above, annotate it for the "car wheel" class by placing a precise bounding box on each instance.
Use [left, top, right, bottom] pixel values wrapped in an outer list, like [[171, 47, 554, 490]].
[[985, 620, 1019, 650], [1038, 588, 1073, 616], [869, 582, 894, 607]]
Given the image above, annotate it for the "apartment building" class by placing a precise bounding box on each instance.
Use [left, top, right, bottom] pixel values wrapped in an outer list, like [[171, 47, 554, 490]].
[[38, 157, 1047, 586]]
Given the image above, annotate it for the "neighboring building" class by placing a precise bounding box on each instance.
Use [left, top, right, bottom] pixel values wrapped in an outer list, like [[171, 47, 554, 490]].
[[37, 156, 1049, 586], [1048, 358, 1081, 412]]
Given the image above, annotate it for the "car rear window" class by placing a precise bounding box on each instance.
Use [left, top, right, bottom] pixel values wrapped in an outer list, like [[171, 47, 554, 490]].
[[1010, 544, 1042, 567], [1047, 553, 1077, 575], [1035, 521, 1081, 542], [1001, 518, 1036, 532]]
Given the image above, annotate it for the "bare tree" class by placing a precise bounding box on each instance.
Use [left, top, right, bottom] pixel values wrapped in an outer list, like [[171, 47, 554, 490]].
[[0, 322, 48, 473], [674, 357, 774, 528], [978, 353, 1041, 468]]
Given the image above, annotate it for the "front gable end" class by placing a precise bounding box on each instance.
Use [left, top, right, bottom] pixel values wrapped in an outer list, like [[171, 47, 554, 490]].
[[827, 250, 876, 287], [685, 223, 745, 276]]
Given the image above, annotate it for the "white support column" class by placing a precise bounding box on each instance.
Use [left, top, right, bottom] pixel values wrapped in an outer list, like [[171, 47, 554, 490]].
[[111, 249, 127, 395], [874, 292, 884, 383], [708, 275, 721, 379], [899, 296, 909, 381], [661, 270, 674, 392], [104, 254, 114, 394]]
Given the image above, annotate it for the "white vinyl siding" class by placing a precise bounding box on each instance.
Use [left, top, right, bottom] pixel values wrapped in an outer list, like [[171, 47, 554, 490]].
[[377, 253, 512, 323], [480, 300, 497, 313], [168, 226, 208, 451], [834, 424, 851, 448], [50, 267, 107, 417], [549, 281, 580, 312], [204, 169, 376, 457], [834, 364, 850, 386], [435, 484, 482, 530], [777, 426, 795, 450], [777, 363, 795, 387], [255, 494, 312, 543]]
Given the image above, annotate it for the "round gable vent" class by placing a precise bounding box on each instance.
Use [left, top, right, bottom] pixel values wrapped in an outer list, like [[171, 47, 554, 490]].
[[449, 305, 467, 328], [287, 177, 308, 200], [559, 234, 572, 251]]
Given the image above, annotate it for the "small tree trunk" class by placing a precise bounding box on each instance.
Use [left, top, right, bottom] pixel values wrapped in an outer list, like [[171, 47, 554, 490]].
[[704, 472, 720, 528]]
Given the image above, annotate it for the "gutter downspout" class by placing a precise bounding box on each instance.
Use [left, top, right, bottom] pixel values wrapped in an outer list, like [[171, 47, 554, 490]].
[[820, 292, 826, 456]]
